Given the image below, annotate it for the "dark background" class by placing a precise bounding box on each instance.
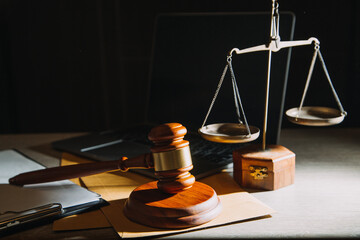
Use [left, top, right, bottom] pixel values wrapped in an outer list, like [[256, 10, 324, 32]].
[[0, 0, 359, 134]]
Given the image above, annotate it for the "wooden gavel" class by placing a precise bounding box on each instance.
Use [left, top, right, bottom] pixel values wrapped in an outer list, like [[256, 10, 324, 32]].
[[9, 123, 196, 194]]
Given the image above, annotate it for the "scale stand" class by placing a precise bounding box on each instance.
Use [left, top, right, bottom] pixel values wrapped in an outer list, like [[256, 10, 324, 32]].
[[199, 0, 347, 190]]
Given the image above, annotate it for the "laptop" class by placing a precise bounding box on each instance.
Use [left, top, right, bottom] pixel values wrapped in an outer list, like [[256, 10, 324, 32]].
[[52, 12, 295, 179]]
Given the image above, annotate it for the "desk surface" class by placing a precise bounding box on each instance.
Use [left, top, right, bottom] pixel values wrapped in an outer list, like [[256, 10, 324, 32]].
[[1, 128, 359, 239]]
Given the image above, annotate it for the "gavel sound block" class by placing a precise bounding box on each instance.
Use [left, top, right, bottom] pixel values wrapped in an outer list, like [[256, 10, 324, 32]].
[[9, 123, 222, 229], [123, 123, 222, 229]]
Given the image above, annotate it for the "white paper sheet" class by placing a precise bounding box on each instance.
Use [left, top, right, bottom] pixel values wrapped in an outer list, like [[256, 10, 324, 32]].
[[0, 149, 101, 225]]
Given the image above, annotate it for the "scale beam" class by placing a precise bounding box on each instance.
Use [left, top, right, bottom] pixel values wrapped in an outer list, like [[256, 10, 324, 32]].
[[229, 37, 320, 56]]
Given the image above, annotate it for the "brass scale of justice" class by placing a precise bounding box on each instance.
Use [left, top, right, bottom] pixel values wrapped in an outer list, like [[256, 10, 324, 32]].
[[198, 0, 347, 147]]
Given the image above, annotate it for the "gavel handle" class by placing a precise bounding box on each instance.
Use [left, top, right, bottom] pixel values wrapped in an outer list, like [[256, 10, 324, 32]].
[[9, 153, 153, 186]]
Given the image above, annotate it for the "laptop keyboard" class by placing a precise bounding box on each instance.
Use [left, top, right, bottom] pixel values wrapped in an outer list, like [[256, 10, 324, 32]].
[[187, 134, 233, 160]]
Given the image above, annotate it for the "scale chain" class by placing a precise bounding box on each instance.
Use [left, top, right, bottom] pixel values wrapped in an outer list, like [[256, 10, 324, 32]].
[[229, 61, 243, 125], [297, 45, 319, 119], [228, 58, 252, 137], [297, 44, 347, 119], [201, 63, 228, 128], [317, 50, 347, 116], [201, 56, 252, 138]]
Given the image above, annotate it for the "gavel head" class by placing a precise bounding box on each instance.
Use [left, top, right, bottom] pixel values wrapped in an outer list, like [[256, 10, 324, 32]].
[[148, 123, 195, 194]]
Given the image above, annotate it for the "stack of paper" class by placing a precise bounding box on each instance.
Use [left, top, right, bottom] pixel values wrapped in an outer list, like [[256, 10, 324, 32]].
[[0, 149, 103, 231]]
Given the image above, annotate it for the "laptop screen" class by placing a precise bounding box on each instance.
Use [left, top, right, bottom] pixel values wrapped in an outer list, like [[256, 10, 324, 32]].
[[146, 12, 295, 144]]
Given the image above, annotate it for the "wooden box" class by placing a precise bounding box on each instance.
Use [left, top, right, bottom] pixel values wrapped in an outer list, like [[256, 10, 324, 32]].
[[233, 145, 295, 191]]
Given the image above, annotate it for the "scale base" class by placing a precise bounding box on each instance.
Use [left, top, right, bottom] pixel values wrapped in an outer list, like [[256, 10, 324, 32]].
[[123, 181, 222, 229], [233, 145, 295, 191]]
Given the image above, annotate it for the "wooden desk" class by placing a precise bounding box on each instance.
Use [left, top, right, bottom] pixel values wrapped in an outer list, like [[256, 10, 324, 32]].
[[1, 128, 360, 239]]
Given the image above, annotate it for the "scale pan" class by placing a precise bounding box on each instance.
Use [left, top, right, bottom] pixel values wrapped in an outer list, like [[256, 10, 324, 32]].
[[198, 123, 260, 143], [286, 106, 345, 126]]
